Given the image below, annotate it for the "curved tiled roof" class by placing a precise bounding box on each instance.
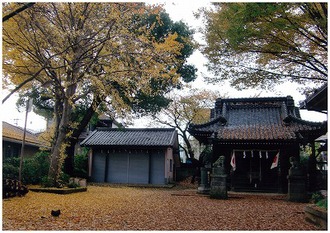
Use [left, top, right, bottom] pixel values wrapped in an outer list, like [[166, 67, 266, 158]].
[[81, 128, 178, 147], [189, 97, 326, 142]]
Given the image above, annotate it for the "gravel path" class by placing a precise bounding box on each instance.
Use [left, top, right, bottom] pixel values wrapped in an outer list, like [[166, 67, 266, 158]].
[[2, 185, 320, 230]]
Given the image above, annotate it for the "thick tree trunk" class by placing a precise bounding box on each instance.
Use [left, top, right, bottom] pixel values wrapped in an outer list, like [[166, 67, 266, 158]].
[[48, 96, 73, 186], [48, 125, 68, 186], [63, 94, 104, 176], [48, 78, 77, 186]]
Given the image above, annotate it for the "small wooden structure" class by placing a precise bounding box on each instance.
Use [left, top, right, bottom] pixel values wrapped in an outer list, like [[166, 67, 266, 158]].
[[81, 128, 179, 185], [189, 96, 326, 193]]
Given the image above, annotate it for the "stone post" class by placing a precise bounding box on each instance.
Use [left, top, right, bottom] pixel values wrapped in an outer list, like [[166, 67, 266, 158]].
[[197, 166, 211, 194], [287, 157, 307, 202], [210, 156, 227, 199]]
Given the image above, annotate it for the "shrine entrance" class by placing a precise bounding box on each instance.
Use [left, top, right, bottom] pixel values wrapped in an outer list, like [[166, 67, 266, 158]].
[[231, 150, 279, 192]]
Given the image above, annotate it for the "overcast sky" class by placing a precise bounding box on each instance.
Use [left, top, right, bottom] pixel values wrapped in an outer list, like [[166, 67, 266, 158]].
[[2, 1, 327, 132]]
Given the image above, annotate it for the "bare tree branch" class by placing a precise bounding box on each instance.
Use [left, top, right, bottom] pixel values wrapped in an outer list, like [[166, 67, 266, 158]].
[[2, 3, 35, 22], [2, 67, 44, 104]]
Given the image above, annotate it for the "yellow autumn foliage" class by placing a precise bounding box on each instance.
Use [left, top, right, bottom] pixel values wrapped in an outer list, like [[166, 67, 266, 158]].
[[3, 2, 187, 185], [2, 185, 319, 230]]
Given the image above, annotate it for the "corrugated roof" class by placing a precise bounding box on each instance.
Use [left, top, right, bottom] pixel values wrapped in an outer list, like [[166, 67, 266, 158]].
[[189, 97, 326, 141], [81, 128, 177, 147]]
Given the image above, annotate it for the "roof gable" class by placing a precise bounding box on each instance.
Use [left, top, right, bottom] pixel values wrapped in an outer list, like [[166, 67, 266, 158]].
[[81, 128, 178, 147]]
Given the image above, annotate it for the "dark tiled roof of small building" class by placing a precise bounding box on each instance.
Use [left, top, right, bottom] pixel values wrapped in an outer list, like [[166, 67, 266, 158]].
[[81, 128, 178, 147], [189, 96, 326, 141]]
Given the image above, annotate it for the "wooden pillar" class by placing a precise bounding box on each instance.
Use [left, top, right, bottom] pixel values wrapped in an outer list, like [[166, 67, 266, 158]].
[[148, 150, 151, 184], [104, 150, 110, 183], [277, 150, 282, 193]]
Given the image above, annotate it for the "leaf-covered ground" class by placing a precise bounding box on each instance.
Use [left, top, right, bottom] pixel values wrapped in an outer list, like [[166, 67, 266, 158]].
[[2, 184, 320, 230]]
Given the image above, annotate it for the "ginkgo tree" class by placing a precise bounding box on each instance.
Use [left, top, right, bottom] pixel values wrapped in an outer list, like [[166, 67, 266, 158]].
[[3, 2, 195, 186], [198, 3, 327, 92]]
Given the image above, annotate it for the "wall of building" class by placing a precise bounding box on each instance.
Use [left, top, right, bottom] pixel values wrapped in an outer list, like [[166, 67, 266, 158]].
[[165, 147, 174, 183], [89, 147, 171, 185], [3, 141, 40, 159]]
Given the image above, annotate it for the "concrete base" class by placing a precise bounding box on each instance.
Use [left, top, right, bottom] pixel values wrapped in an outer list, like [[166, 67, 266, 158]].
[[287, 176, 307, 202], [198, 167, 211, 194], [210, 185, 228, 199], [210, 174, 227, 199]]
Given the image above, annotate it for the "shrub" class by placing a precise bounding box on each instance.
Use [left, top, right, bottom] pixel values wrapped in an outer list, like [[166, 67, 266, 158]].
[[41, 176, 54, 187], [41, 172, 71, 188], [3, 157, 20, 180], [3, 151, 50, 185], [58, 172, 70, 187], [311, 191, 327, 209], [316, 199, 327, 209], [311, 191, 324, 204], [3, 149, 88, 186], [22, 151, 50, 184], [68, 181, 80, 188]]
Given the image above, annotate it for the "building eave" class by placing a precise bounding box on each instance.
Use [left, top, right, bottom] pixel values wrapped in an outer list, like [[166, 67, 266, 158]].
[[3, 136, 42, 148], [211, 138, 299, 145], [300, 84, 327, 112]]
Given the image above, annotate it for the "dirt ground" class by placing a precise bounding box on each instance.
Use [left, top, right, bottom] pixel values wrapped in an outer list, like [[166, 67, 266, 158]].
[[2, 184, 321, 230]]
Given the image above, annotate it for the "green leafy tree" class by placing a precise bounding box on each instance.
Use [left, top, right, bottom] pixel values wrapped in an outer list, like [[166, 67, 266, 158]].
[[144, 11, 197, 83], [199, 3, 327, 91], [3, 3, 195, 186]]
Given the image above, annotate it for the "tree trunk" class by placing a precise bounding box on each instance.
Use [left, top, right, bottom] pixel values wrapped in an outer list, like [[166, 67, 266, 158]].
[[48, 96, 73, 186], [48, 78, 77, 186], [63, 94, 104, 176], [48, 125, 68, 186], [181, 133, 194, 159]]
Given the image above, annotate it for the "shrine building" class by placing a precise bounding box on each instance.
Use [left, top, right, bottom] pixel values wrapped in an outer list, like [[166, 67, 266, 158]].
[[188, 96, 327, 193]]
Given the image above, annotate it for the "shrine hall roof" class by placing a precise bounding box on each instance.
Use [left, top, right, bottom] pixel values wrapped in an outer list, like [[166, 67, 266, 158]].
[[188, 96, 327, 142]]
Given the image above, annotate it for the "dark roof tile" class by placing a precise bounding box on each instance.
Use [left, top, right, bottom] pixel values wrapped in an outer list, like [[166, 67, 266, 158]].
[[189, 97, 326, 141], [81, 128, 177, 147]]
